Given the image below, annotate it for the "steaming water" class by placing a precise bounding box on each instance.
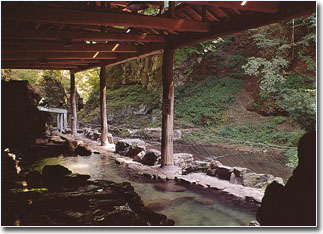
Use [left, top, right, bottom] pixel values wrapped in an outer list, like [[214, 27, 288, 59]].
[[32, 154, 257, 226]]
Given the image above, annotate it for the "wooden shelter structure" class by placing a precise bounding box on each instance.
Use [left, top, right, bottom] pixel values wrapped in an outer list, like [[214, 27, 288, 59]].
[[1, 1, 316, 166]]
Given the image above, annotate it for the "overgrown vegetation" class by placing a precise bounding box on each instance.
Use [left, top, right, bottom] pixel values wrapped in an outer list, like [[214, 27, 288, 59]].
[[175, 77, 243, 126], [242, 14, 316, 131]]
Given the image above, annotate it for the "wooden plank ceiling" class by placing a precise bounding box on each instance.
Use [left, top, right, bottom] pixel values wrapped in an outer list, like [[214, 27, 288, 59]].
[[1, 1, 315, 73]]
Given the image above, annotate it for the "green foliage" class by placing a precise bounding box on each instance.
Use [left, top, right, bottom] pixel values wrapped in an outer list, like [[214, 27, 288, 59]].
[[210, 53, 247, 79], [36, 72, 68, 108], [175, 77, 243, 126], [182, 122, 304, 147], [106, 85, 161, 108], [284, 148, 298, 168], [243, 14, 316, 130]]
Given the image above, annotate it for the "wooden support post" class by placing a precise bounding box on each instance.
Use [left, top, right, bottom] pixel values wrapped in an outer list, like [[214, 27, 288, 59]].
[[202, 6, 207, 22], [64, 112, 67, 131], [57, 114, 61, 132], [60, 113, 64, 133], [70, 72, 77, 135], [169, 1, 176, 18], [161, 45, 175, 166], [100, 66, 108, 146]]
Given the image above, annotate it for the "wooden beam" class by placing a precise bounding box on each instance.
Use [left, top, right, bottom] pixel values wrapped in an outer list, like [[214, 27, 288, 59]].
[[100, 66, 108, 146], [169, 1, 176, 18], [3, 29, 166, 43], [215, 7, 230, 19], [70, 72, 77, 135], [2, 52, 117, 60], [202, 6, 207, 22], [206, 9, 220, 22], [2, 60, 101, 65], [188, 7, 203, 21], [4, 42, 138, 53], [4, 4, 211, 32], [1, 65, 78, 70], [186, 1, 280, 14], [73, 45, 164, 73], [161, 45, 175, 166], [2, 63, 80, 68]]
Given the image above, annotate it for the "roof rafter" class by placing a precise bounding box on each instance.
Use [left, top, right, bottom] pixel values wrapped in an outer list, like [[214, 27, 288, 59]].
[[3, 28, 166, 43], [186, 1, 280, 14], [2, 52, 118, 60], [4, 4, 211, 32], [3, 41, 138, 53]]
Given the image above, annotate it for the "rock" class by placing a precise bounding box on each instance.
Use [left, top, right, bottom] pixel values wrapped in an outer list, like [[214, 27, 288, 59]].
[[65, 173, 91, 186], [42, 164, 91, 189], [107, 133, 114, 144], [146, 199, 173, 211], [133, 151, 146, 163], [153, 182, 186, 192], [173, 153, 194, 168], [209, 160, 223, 169], [83, 128, 101, 142], [26, 170, 43, 188], [115, 139, 146, 158], [75, 144, 92, 156], [243, 173, 275, 188], [215, 165, 233, 180], [141, 149, 161, 166], [206, 168, 217, 177], [137, 207, 168, 225], [42, 165, 72, 180], [193, 197, 214, 205], [273, 177, 284, 186], [233, 167, 248, 177], [2, 80, 49, 148], [182, 160, 209, 175], [160, 218, 175, 226], [249, 220, 260, 226], [63, 139, 79, 154]]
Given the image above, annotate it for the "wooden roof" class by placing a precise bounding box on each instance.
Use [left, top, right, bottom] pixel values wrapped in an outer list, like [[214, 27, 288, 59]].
[[1, 1, 316, 73]]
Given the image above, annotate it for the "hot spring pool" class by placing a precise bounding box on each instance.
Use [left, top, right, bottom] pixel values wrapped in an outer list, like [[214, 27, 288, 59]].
[[32, 154, 257, 226]]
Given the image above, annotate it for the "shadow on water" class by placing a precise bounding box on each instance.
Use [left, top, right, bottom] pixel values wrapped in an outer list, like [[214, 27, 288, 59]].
[[32, 154, 258, 226]]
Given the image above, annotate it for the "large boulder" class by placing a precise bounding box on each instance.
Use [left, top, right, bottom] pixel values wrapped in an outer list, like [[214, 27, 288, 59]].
[[230, 167, 249, 184], [2, 80, 49, 148], [115, 139, 146, 158], [42, 164, 90, 189], [215, 165, 233, 180], [42, 165, 72, 180], [140, 149, 161, 166], [182, 160, 209, 175], [75, 144, 92, 156]]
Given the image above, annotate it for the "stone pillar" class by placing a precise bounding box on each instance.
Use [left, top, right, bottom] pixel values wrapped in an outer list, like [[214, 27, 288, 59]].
[[161, 45, 175, 166], [100, 66, 108, 146]]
